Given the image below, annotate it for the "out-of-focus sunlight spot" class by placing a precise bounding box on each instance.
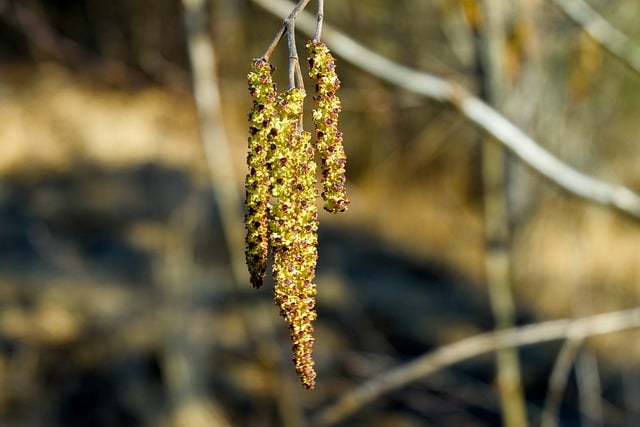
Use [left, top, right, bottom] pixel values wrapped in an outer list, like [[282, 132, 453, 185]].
[[172, 398, 232, 427], [226, 362, 270, 396], [34, 304, 82, 345], [0, 304, 81, 345], [126, 222, 169, 253], [0, 64, 203, 174]]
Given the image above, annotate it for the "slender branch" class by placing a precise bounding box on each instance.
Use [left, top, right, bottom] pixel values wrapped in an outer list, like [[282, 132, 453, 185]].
[[182, 0, 244, 281], [285, 17, 305, 91], [551, 0, 640, 75], [262, 24, 285, 60], [286, 18, 298, 89], [540, 335, 584, 427], [314, 0, 324, 41], [576, 349, 603, 427], [309, 308, 640, 427], [261, 0, 311, 60], [252, 0, 640, 220]]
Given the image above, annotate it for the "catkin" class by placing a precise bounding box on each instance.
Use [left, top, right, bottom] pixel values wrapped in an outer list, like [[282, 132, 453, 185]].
[[307, 40, 349, 213], [246, 40, 349, 389], [268, 88, 319, 389], [245, 59, 277, 288]]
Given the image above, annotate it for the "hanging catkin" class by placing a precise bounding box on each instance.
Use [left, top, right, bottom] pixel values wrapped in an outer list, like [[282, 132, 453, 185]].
[[245, 34, 348, 390], [307, 40, 350, 213]]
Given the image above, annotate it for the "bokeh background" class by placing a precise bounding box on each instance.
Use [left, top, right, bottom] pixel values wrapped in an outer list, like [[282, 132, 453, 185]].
[[1, 0, 640, 426]]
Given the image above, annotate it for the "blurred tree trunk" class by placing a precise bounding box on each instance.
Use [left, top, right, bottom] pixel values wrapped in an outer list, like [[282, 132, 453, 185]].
[[159, 194, 232, 427], [466, 0, 528, 425]]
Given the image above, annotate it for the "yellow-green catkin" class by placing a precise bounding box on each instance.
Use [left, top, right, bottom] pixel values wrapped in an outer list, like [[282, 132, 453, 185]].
[[307, 40, 350, 213], [245, 59, 277, 288], [268, 88, 319, 390]]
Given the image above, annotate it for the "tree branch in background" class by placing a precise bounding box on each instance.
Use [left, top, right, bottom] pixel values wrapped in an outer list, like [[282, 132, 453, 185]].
[[540, 332, 584, 427], [182, 0, 244, 283], [309, 308, 640, 427], [159, 194, 232, 427], [252, 0, 640, 220], [475, 1, 528, 425], [575, 348, 604, 427], [551, 0, 640, 75]]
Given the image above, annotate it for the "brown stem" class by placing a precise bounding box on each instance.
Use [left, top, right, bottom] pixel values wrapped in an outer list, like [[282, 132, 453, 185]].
[[261, 0, 312, 60], [314, 0, 324, 41], [286, 18, 298, 89]]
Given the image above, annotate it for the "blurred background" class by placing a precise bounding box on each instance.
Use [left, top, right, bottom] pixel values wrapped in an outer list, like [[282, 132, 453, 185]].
[[1, 0, 640, 426]]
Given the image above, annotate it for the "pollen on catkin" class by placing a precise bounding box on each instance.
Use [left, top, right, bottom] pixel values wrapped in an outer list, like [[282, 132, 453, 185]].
[[307, 40, 350, 213], [245, 59, 277, 288], [268, 88, 319, 389], [246, 38, 349, 390]]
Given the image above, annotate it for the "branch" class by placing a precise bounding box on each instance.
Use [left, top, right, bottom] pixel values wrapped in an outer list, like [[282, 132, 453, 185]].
[[309, 308, 640, 427], [261, 0, 311, 60], [540, 333, 584, 427], [252, 0, 640, 220], [477, 1, 528, 425], [551, 0, 640, 75], [314, 0, 324, 41]]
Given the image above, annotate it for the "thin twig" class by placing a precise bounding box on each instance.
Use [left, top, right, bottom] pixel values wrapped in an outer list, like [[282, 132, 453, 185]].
[[252, 0, 640, 220], [551, 0, 640, 75], [309, 308, 640, 427], [314, 0, 324, 41], [285, 17, 305, 90], [576, 349, 603, 427], [262, 0, 311, 60], [540, 335, 584, 427], [262, 23, 285, 60], [159, 193, 233, 427], [294, 60, 304, 90], [182, 0, 244, 282]]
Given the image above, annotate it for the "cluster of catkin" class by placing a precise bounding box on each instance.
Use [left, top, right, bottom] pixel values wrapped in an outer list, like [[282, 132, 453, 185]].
[[244, 41, 348, 389]]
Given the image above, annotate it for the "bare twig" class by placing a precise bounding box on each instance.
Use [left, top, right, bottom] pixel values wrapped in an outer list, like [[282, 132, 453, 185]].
[[540, 334, 584, 427], [182, 0, 245, 282], [286, 18, 300, 89], [314, 0, 324, 41], [252, 0, 640, 220], [551, 0, 640, 75], [309, 308, 640, 427], [159, 194, 233, 427], [576, 349, 603, 427], [261, 0, 311, 60]]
